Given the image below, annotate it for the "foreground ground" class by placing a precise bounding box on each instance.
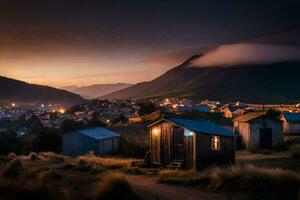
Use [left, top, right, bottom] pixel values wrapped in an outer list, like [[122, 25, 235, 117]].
[[126, 175, 230, 200], [0, 137, 299, 200]]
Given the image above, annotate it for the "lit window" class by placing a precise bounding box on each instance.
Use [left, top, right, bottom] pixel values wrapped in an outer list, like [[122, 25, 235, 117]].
[[211, 136, 220, 151]]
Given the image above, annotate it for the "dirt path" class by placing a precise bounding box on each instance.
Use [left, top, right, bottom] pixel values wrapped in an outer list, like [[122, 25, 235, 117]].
[[125, 175, 229, 200]]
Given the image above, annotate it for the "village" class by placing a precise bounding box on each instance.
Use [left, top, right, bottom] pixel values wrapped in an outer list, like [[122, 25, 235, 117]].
[[0, 98, 300, 200], [1, 97, 300, 161]]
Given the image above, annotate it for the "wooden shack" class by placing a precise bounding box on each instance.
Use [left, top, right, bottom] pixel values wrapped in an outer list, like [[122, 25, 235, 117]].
[[222, 105, 245, 118], [62, 127, 120, 156], [148, 116, 235, 170], [233, 112, 283, 149], [280, 112, 300, 135]]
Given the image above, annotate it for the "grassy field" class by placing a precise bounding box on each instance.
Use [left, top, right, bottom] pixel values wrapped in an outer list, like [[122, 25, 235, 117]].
[[0, 153, 139, 200]]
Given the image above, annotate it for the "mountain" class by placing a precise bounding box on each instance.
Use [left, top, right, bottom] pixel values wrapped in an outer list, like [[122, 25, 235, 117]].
[[61, 85, 79, 91], [63, 83, 133, 99], [0, 76, 85, 106], [102, 52, 300, 103], [249, 29, 300, 46]]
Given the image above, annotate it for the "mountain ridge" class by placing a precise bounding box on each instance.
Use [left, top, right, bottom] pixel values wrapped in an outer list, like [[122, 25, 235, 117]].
[[0, 76, 85, 106], [62, 83, 133, 99], [101, 56, 300, 103]]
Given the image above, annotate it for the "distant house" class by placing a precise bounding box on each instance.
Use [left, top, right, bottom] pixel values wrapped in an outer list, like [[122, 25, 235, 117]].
[[280, 112, 300, 135], [193, 105, 211, 112], [128, 116, 142, 123], [148, 116, 235, 170], [233, 112, 283, 149], [222, 105, 245, 118], [62, 127, 120, 156]]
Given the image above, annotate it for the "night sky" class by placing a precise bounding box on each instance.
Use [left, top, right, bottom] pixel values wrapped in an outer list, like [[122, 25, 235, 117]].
[[0, 0, 299, 87]]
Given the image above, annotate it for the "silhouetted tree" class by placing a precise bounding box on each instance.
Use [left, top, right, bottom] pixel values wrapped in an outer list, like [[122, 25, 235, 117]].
[[266, 109, 282, 121], [113, 114, 128, 124], [60, 119, 85, 133], [26, 115, 43, 134], [138, 102, 156, 116], [0, 130, 23, 155], [32, 128, 61, 152]]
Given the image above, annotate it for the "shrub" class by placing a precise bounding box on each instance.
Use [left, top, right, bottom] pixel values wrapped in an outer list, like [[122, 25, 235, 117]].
[[1, 159, 23, 179], [95, 173, 139, 200], [7, 152, 17, 160], [290, 146, 300, 159], [39, 152, 65, 162], [28, 152, 39, 161], [75, 159, 93, 172]]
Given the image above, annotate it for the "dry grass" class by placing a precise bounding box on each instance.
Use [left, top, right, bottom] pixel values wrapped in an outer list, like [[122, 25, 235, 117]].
[[39, 152, 65, 162], [7, 152, 17, 160], [28, 152, 40, 161], [0, 179, 53, 200], [123, 166, 147, 175], [0, 152, 137, 200], [290, 145, 300, 159], [1, 159, 24, 179], [94, 172, 140, 200], [159, 164, 300, 200], [77, 154, 133, 169]]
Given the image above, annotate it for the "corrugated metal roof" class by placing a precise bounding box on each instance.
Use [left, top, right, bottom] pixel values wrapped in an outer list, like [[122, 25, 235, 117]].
[[282, 112, 300, 123], [233, 112, 265, 122], [165, 117, 235, 137], [78, 127, 120, 140], [227, 105, 241, 112]]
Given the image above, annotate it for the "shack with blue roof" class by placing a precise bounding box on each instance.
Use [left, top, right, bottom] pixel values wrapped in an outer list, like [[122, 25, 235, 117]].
[[62, 127, 120, 156], [281, 112, 300, 135], [148, 116, 235, 170]]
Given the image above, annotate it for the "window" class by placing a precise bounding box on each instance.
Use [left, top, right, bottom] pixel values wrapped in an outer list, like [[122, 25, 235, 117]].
[[211, 136, 220, 151]]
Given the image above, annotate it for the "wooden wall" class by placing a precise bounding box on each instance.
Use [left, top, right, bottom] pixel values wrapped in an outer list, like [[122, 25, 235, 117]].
[[234, 119, 283, 149], [185, 134, 194, 169], [249, 120, 283, 148], [194, 134, 235, 170], [150, 125, 161, 164], [283, 122, 300, 135], [234, 121, 250, 148]]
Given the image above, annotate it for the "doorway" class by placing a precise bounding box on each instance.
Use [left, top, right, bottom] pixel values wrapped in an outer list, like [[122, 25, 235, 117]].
[[172, 127, 185, 161], [259, 128, 272, 149]]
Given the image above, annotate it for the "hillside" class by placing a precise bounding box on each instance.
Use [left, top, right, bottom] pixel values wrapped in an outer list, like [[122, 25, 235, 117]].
[[102, 56, 300, 103], [63, 83, 133, 99], [0, 76, 85, 105]]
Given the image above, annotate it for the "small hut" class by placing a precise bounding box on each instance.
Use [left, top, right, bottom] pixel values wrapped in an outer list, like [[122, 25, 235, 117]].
[[222, 105, 245, 118], [233, 112, 283, 149], [148, 116, 235, 170], [280, 112, 300, 135], [62, 127, 120, 156]]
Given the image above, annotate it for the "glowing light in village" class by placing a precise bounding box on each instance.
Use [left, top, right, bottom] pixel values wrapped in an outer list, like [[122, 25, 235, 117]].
[[58, 108, 65, 114]]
